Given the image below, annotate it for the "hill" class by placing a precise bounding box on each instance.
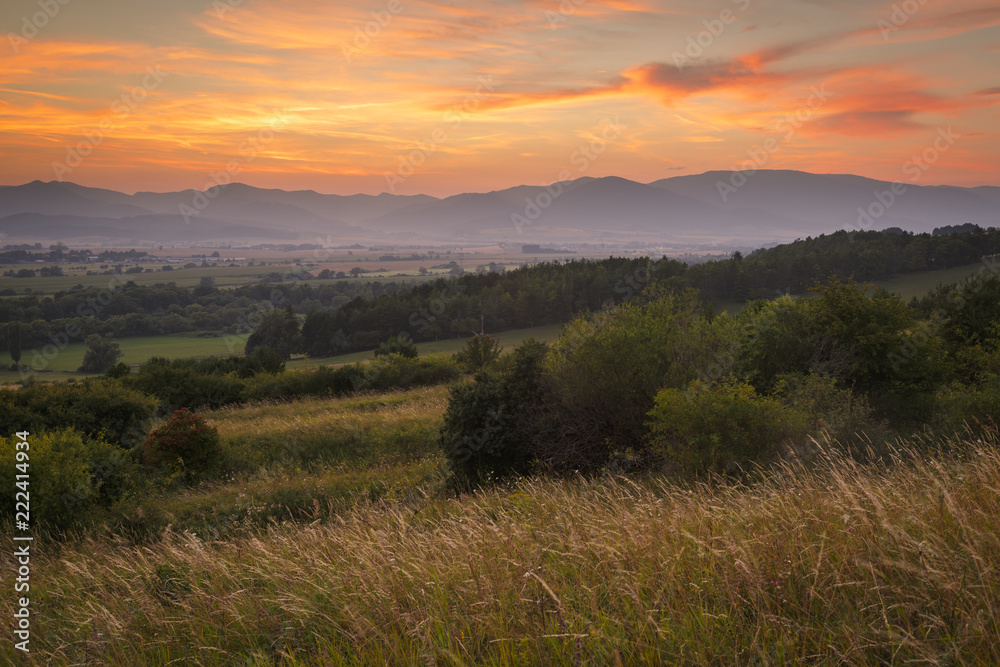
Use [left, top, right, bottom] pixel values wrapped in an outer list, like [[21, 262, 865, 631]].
[[2, 171, 997, 245]]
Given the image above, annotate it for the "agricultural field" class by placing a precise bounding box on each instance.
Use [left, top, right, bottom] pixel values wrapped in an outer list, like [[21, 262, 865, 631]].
[[0, 244, 549, 297]]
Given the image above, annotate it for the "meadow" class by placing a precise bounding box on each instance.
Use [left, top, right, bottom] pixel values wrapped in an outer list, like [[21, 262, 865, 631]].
[[4, 421, 998, 665]]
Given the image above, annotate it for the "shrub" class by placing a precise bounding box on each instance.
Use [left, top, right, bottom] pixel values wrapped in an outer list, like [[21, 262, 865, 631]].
[[0, 379, 157, 449], [0, 429, 135, 533], [440, 339, 549, 487], [374, 334, 418, 359], [78, 334, 123, 373], [455, 334, 501, 372], [736, 279, 948, 422], [537, 287, 734, 471], [105, 361, 130, 378], [126, 361, 245, 411], [646, 379, 811, 476], [142, 408, 222, 478]]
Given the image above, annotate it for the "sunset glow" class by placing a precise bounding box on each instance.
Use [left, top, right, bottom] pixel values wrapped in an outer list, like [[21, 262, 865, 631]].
[[2, 0, 998, 195]]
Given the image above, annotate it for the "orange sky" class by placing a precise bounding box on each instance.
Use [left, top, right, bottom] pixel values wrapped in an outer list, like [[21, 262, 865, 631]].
[[2, 0, 998, 195]]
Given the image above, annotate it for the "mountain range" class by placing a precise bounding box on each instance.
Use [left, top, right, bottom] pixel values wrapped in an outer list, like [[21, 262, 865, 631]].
[[1, 170, 996, 246]]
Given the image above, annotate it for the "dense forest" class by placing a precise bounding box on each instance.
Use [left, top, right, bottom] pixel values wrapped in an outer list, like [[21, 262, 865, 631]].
[[2, 227, 998, 359]]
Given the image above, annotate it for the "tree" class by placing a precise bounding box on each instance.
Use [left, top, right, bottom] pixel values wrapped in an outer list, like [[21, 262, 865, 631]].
[[455, 333, 501, 372], [193, 276, 216, 297], [374, 334, 418, 359], [245, 306, 302, 360], [349, 267, 363, 278], [78, 334, 124, 373], [7, 322, 21, 368]]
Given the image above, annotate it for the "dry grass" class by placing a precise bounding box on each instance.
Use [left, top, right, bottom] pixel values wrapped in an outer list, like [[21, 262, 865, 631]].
[[6, 429, 1000, 665]]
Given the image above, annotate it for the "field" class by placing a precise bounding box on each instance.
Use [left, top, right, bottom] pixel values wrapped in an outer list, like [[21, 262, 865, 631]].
[[0, 244, 547, 297], [0, 325, 564, 385], [4, 407, 999, 664], [0, 333, 251, 385], [286, 324, 565, 370], [874, 261, 993, 300]]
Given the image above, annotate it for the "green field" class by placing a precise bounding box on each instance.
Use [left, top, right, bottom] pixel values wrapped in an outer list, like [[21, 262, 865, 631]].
[[0, 332, 250, 385], [1, 325, 564, 385], [874, 261, 991, 300], [286, 323, 566, 370]]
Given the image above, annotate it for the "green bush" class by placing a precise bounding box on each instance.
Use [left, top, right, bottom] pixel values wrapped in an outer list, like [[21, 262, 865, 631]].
[[0, 429, 136, 533], [736, 279, 947, 422], [537, 287, 734, 471], [0, 379, 157, 449], [934, 375, 1000, 435], [646, 379, 811, 476], [455, 334, 502, 372], [440, 339, 549, 487], [142, 408, 222, 479], [374, 334, 418, 359], [126, 360, 246, 411], [78, 334, 123, 373], [243, 355, 460, 402]]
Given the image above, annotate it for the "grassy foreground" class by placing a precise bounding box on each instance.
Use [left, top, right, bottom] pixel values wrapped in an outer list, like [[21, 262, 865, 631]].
[[6, 430, 1000, 665]]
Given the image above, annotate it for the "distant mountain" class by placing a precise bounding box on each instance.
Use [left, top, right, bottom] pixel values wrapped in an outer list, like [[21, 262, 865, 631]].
[[649, 170, 1000, 235], [1, 172, 996, 245]]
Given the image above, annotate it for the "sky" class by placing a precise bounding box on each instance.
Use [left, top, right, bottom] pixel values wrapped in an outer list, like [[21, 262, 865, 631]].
[[1, 0, 998, 196]]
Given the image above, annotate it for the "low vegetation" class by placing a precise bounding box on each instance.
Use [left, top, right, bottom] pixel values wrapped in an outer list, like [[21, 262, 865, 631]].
[[4, 431, 1000, 664]]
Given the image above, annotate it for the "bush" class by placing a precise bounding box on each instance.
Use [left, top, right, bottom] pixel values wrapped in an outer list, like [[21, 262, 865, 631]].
[[374, 334, 418, 359], [646, 379, 811, 476], [736, 279, 947, 422], [537, 287, 734, 471], [0, 379, 157, 449], [0, 429, 135, 533], [126, 360, 245, 411], [440, 339, 549, 487], [455, 334, 501, 372], [78, 334, 123, 373], [142, 408, 222, 478]]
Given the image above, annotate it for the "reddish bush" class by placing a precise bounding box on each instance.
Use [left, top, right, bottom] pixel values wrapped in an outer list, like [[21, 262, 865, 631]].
[[142, 408, 221, 476]]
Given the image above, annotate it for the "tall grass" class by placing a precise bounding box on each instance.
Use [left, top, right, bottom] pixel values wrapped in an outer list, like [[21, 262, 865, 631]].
[[6, 430, 1000, 665], [108, 386, 452, 540]]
